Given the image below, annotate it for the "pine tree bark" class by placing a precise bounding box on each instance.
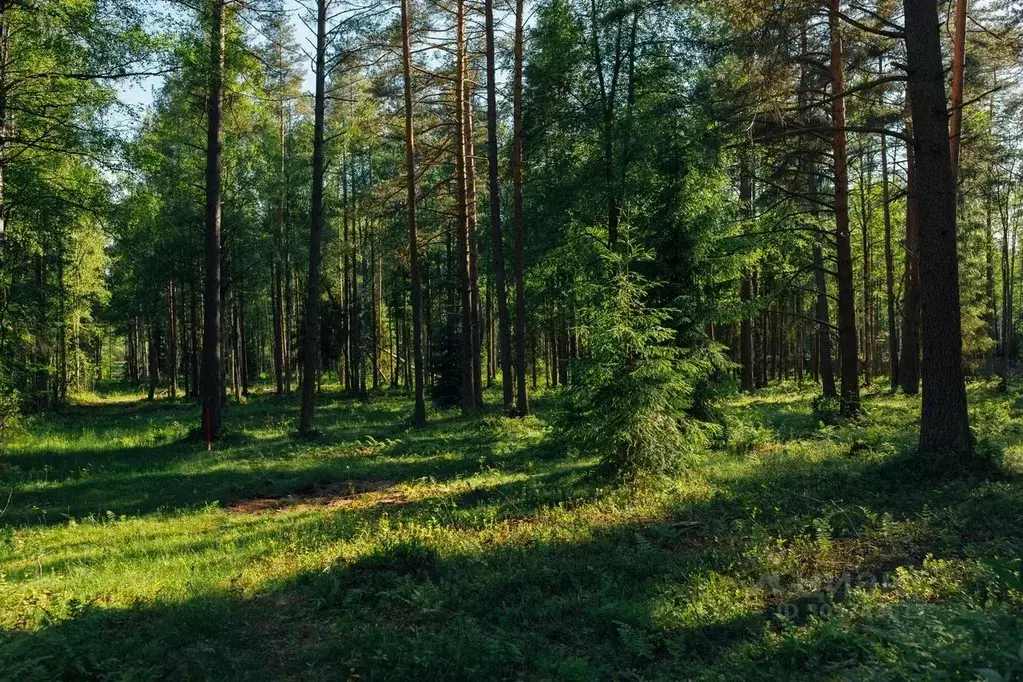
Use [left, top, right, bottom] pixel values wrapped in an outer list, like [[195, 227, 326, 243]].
[[858, 142, 873, 386], [949, 0, 967, 181], [984, 202, 997, 378], [801, 42, 837, 398], [814, 244, 838, 398], [484, 0, 513, 412], [880, 123, 899, 389], [340, 154, 351, 392], [299, 0, 327, 436], [903, 0, 972, 455], [465, 79, 484, 407], [401, 0, 427, 425], [739, 160, 754, 392], [740, 275, 754, 392], [147, 322, 158, 401], [1001, 195, 1012, 387], [189, 281, 199, 397], [273, 262, 285, 394], [0, 9, 8, 279], [168, 279, 177, 398], [512, 0, 529, 416], [231, 301, 242, 403], [239, 292, 249, 396], [371, 236, 380, 390], [589, 0, 624, 249], [454, 0, 476, 416], [273, 59, 287, 396], [201, 0, 226, 439], [828, 0, 861, 415], [283, 259, 295, 394], [900, 101, 921, 395]]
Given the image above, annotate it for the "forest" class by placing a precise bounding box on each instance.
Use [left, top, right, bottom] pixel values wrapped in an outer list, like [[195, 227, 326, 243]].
[[1, 0, 1023, 677]]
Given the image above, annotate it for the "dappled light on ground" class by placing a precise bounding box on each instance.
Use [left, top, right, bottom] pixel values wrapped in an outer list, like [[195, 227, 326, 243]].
[[1, 382, 1021, 679]]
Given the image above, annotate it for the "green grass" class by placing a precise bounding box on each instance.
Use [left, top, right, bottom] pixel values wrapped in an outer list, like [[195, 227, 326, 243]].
[[1, 380, 1022, 680]]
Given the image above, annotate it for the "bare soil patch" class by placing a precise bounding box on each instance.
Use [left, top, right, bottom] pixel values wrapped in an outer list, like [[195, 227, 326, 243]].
[[225, 479, 407, 514]]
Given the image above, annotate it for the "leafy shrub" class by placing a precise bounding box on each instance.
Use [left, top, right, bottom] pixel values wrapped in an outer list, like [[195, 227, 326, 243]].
[[722, 414, 773, 454], [552, 256, 719, 479], [811, 394, 842, 426], [0, 382, 20, 444]]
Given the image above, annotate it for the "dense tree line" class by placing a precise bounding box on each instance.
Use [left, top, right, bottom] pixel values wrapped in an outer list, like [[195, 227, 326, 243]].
[[2, 0, 1022, 467]]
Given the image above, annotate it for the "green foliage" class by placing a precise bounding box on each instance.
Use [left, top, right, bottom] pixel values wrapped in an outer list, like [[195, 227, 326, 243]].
[[983, 558, 1023, 595], [0, 382, 19, 445], [811, 394, 842, 427], [553, 251, 718, 478]]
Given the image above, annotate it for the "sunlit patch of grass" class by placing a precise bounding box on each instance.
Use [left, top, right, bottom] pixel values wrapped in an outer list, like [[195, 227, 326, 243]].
[[0, 380, 1021, 679]]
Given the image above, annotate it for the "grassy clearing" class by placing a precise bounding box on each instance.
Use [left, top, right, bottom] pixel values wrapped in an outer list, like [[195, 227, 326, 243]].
[[1, 381, 1021, 680]]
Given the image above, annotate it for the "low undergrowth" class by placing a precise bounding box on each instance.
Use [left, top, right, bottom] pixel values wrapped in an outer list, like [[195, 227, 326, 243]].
[[0, 380, 1021, 680]]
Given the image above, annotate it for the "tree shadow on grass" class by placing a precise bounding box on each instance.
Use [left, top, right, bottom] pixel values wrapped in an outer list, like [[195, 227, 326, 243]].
[[4, 466, 1020, 682], [0, 514, 769, 681], [2, 389, 553, 526], [0, 423, 562, 527], [4, 389, 1022, 678]]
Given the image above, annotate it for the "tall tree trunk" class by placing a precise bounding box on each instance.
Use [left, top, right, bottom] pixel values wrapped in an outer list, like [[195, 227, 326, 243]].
[[829, 0, 860, 415], [231, 301, 242, 403], [284, 257, 295, 394], [273, 262, 285, 393], [1007, 190, 1017, 363], [985, 201, 997, 378], [0, 7, 7, 280], [340, 154, 351, 391], [814, 245, 838, 398], [759, 305, 768, 387], [903, 0, 972, 455], [739, 159, 754, 392], [147, 322, 158, 401], [239, 292, 249, 395], [465, 78, 483, 408], [273, 65, 287, 396], [57, 236, 68, 406], [589, 0, 623, 249], [181, 289, 190, 396], [454, 0, 476, 416], [220, 256, 229, 407], [900, 100, 921, 395], [949, 0, 967, 181], [880, 121, 899, 389], [858, 141, 873, 386], [189, 280, 199, 398], [999, 188, 1012, 387], [299, 0, 327, 435], [371, 236, 380, 390], [168, 279, 177, 398], [802, 48, 837, 398], [401, 0, 427, 425], [359, 212, 369, 395], [740, 276, 754, 392], [485, 0, 513, 412], [512, 0, 529, 416], [771, 303, 779, 381], [201, 0, 226, 440], [485, 280, 495, 386], [796, 294, 805, 385]]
